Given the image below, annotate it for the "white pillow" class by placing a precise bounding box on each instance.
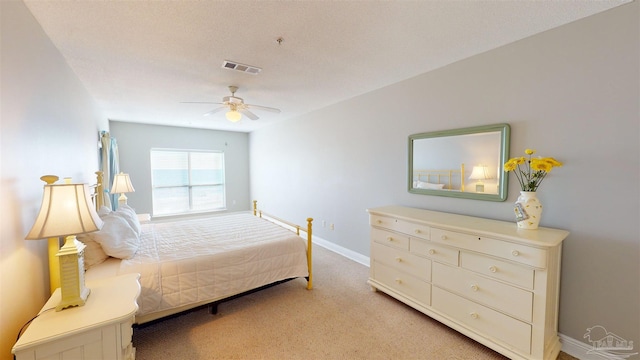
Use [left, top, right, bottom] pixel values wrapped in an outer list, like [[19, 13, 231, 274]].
[[114, 204, 142, 237], [77, 233, 109, 270], [93, 213, 139, 259], [416, 181, 445, 190]]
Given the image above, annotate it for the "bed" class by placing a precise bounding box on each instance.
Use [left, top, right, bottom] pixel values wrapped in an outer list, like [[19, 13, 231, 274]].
[[412, 164, 465, 191], [80, 172, 313, 324]]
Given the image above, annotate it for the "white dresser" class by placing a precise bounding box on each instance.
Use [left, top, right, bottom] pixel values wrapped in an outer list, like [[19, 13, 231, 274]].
[[367, 206, 568, 360], [12, 273, 141, 360]]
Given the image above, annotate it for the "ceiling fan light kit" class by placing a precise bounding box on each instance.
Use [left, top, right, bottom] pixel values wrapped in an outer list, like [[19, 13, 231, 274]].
[[226, 110, 242, 122], [183, 85, 281, 123]]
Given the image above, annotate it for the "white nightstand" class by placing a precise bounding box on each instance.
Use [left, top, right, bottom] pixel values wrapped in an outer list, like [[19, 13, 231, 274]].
[[12, 273, 141, 360]]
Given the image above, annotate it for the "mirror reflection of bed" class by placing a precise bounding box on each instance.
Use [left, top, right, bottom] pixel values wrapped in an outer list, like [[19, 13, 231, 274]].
[[412, 166, 465, 192]]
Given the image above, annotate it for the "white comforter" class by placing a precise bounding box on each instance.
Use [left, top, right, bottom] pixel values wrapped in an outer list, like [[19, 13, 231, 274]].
[[117, 212, 309, 317]]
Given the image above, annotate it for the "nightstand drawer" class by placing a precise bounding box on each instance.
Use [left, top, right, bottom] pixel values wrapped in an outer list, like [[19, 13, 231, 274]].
[[432, 262, 533, 322], [372, 227, 409, 251], [373, 242, 430, 281], [461, 251, 534, 289], [432, 287, 532, 355], [374, 261, 431, 305], [410, 238, 459, 266], [431, 228, 547, 268]]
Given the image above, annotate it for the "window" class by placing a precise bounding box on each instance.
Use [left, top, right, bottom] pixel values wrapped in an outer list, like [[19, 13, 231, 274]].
[[150, 149, 225, 216]]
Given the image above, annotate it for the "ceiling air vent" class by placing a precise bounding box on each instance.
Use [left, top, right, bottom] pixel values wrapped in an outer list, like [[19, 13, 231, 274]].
[[222, 60, 262, 75]]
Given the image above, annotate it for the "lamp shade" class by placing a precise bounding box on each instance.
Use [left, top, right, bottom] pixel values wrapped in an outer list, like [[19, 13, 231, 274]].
[[25, 184, 103, 239], [111, 172, 135, 194], [469, 165, 493, 180]]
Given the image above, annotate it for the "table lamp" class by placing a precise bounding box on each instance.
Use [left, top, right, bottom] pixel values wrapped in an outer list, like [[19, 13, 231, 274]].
[[25, 181, 104, 311], [469, 165, 492, 192], [111, 172, 135, 205]]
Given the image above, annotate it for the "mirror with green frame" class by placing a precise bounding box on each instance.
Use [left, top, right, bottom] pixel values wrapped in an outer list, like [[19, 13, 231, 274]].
[[408, 123, 510, 201]]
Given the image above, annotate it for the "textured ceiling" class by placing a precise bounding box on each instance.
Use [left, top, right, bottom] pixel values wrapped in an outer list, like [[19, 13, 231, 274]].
[[24, 0, 631, 132]]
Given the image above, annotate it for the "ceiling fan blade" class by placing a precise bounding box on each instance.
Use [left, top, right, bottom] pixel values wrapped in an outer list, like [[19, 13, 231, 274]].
[[181, 101, 224, 105], [204, 107, 226, 116], [239, 109, 259, 120], [246, 104, 281, 113]]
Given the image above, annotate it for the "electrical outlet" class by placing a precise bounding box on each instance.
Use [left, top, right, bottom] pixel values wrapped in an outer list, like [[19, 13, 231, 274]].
[[322, 220, 326, 228], [330, 223, 335, 230]]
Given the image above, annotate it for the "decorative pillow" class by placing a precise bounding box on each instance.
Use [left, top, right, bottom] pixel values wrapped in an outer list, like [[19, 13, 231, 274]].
[[77, 233, 109, 270], [98, 205, 112, 216], [114, 204, 142, 237], [92, 213, 139, 259], [416, 181, 445, 190]]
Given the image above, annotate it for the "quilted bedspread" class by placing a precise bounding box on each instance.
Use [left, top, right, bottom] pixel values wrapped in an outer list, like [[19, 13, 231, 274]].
[[117, 212, 309, 317]]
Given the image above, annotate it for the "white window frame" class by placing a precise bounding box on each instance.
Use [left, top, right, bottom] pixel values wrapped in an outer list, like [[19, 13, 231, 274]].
[[150, 149, 225, 216]]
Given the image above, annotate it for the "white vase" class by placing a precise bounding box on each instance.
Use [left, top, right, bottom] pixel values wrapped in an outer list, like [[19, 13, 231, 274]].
[[514, 191, 542, 230]]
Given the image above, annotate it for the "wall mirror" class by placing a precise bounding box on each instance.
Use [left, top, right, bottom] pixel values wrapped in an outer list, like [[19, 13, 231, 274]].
[[408, 123, 510, 201]]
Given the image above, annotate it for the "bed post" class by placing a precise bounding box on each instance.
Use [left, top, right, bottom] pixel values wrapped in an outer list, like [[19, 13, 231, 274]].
[[95, 171, 104, 209], [38, 175, 61, 294], [306, 217, 313, 290]]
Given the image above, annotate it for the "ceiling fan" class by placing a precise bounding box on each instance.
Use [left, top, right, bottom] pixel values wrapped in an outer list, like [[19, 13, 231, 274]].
[[183, 86, 281, 122]]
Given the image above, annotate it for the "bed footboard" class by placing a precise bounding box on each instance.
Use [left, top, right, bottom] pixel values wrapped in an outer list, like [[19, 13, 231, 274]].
[[253, 200, 313, 290]]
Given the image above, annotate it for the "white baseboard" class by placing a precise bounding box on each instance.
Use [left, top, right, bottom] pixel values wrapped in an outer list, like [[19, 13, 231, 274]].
[[312, 236, 370, 267], [559, 333, 631, 360], [312, 237, 622, 360]]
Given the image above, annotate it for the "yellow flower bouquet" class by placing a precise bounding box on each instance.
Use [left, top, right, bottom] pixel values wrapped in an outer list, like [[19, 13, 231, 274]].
[[504, 149, 563, 192]]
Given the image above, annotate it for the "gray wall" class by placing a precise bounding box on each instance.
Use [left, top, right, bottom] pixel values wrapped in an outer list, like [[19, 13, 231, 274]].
[[250, 3, 639, 352], [109, 121, 250, 216], [0, 1, 107, 357]]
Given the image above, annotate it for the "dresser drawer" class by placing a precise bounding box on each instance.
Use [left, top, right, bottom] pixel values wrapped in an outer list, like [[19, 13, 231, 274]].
[[373, 242, 431, 282], [461, 252, 534, 289], [410, 238, 459, 266], [432, 287, 532, 355], [431, 228, 547, 268], [432, 262, 533, 322], [371, 215, 430, 240], [372, 227, 409, 251], [374, 262, 431, 306]]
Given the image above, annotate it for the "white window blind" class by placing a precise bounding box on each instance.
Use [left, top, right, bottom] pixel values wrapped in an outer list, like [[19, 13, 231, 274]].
[[150, 149, 225, 216]]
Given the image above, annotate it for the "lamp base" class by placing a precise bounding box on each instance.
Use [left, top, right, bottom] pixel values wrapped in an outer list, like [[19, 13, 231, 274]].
[[475, 183, 485, 192], [55, 235, 91, 311], [56, 288, 90, 311]]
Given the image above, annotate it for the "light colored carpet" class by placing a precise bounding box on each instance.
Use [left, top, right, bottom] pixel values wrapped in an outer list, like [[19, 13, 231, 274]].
[[133, 245, 577, 360]]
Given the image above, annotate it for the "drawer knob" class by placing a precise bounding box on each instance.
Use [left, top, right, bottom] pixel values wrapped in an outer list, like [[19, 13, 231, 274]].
[[414, 229, 421, 234], [428, 249, 436, 255], [387, 236, 393, 242], [470, 312, 479, 319], [395, 257, 402, 262], [377, 220, 383, 224], [395, 278, 402, 284], [441, 235, 447, 240], [471, 284, 479, 292], [489, 266, 498, 273], [511, 250, 520, 257]]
